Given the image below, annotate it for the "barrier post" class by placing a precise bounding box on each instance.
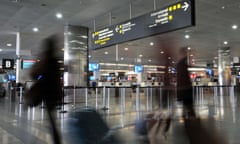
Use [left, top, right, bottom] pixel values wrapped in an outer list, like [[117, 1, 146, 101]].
[[19, 86, 23, 104], [136, 86, 140, 111], [85, 87, 88, 107], [146, 87, 149, 111], [150, 87, 153, 111], [160, 87, 162, 109], [123, 87, 126, 112], [107, 87, 110, 110], [73, 85, 76, 107], [95, 87, 98, 109]]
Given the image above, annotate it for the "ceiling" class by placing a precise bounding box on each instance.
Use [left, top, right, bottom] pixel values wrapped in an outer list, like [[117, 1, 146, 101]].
[[0, 0, 240, 67]]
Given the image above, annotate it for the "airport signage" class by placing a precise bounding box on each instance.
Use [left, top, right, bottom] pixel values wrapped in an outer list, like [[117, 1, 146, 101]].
[[2, 59, 14, 70], [91, 0, 195, 49]]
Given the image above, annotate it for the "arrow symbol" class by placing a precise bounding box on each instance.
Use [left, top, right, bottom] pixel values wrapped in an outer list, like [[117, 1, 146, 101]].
[[182, 2, 189, 11], [115, 26, 119, 32]]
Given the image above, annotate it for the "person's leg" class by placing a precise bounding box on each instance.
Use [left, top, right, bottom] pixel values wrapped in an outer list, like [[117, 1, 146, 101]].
[[46, 107, 61, 144]]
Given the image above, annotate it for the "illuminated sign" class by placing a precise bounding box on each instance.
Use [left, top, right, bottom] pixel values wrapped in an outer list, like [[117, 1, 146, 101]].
[[92, 0, 195, 49], [21, 59, 37, 69], [2, 59, 14, 69]]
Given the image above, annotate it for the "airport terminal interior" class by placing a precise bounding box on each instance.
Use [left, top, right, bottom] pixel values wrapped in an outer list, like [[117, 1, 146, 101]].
[[0, 0, 240, 143]]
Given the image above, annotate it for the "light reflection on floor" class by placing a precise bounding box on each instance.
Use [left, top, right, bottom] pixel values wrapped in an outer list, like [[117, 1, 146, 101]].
[[0, 87, 238, 143]]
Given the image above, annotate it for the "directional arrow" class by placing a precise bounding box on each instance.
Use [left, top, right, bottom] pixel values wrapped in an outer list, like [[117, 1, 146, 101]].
[[182, 2, 189, 11], [115, 26, 120, 32]]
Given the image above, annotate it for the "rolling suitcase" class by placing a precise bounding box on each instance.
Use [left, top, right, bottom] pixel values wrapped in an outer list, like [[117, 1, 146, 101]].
[[66, 107, 121, 144]]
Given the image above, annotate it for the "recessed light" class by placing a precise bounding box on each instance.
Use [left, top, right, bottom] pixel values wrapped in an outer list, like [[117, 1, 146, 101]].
[[104, 51, 108, 55], [232, 25, 238, 29], [160, 51, 164, 54], [150, 42, 154, 46], [221, 6, 225, 9], [88, 55, 91, 58], [33, 27, 39, 32], [190, 54, 194, 57], [214, 57, 218, 59], [187, 46, 191, 50], [124, 47, 128, 51], [56, 13, 63, 19], [0, 49, 2, 52], [223, 41, 228, 45], [185, 34, 190, 39], [168, 57, 171, 59], [139, 54, 143, 57], [80, 35, 88, 39], [148, 59, 152, 62], [6, 43, 12, 47], [120, 57, 124, 60]]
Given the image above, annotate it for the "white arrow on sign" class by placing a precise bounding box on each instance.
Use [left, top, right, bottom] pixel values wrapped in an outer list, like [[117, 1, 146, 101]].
[[182, 2, 189, 11], [115, 26, 120, 32]]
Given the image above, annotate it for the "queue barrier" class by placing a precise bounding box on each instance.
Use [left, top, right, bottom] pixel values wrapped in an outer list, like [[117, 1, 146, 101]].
[[16, 85, 236, 114], [63, 85, 177, 113]]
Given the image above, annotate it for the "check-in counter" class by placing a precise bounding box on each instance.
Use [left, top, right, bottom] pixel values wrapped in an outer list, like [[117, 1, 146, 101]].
[[116, 82, 131, 87], [101, 82, 115, 87], [208, 82, 217, 86]]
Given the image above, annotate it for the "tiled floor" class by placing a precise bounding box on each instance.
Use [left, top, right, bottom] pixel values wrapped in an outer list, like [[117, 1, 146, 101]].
[[0, 87, 239, 144]]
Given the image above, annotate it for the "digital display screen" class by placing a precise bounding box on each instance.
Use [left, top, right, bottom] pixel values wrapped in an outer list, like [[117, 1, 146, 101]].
[[89, 63, 100, 71], [22, 59, 36, 69], [134, 65, 144, 73], [8, 74, 16, 81], [89, 76, 95, 81], [206, 69, 214, 76], [107, 77, 112, 81], [91, 0, 195, 49]]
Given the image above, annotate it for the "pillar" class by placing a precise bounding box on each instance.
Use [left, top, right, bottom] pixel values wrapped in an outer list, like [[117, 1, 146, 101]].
[[16, 32, 21, 83], [218, 47, 231, 85], [64, 25, 88, 86]]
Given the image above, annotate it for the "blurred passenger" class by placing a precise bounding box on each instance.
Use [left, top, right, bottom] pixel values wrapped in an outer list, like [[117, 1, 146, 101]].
[[30, 35, 63, 144], [176, 47, 196, 118]]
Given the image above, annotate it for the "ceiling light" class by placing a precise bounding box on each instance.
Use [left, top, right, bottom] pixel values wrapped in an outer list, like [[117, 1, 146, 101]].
[[33, 27, 39, 32], [104, 51, 108, 55], [139, 54, 143, 57], [0, 49, 2, 52], [221, 6, 225, 9], [148, 59, 152, 62], [160, 51, 164, 54], [223, 41, 228, 45], [190, 54, 194, 57], [185, 34, 190, 39], [56, 13, 63, 19], [6, 43, 12, 47], [187, 46, 191, 50], [232, 25, 238, 29], [88, 55, 91, 58], [80, 35, 88, 39], [124, 47, 128, 51], [120, 57, 124, 60], [150, 42, 154, 46], [168, 57, 171, 59], [214, 57, 218, 59]]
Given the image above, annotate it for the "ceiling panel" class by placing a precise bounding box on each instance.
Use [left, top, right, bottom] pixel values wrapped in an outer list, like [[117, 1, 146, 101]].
[[0, 0, 239, 66]]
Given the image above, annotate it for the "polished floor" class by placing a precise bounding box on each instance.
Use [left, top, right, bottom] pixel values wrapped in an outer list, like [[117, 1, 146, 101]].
[[0, 86, 239, 144]]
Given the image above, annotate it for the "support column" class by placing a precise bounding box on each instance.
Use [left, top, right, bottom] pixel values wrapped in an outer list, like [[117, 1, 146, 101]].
[[218, 47, 231, 85], [16, 32, 21, 83], [64, 25, 89, 86]]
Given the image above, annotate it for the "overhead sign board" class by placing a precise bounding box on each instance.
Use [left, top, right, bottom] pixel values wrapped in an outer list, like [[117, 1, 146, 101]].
[[91, 0, 195, 49]]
